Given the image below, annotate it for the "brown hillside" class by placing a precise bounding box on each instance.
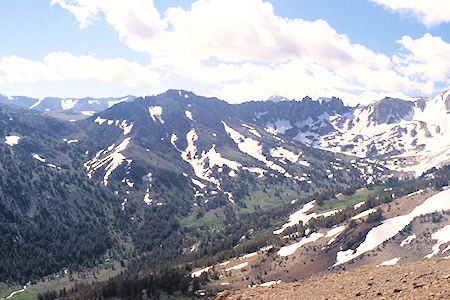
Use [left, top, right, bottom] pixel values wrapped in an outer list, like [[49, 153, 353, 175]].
[[216, 259, 450, 299]]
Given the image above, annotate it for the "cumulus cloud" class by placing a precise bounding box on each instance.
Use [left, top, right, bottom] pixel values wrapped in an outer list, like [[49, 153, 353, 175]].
[[50, 0, 388, 65], [0, 52, 160, 86], [3, 0, 446, 104], [370, 0, 450, 27], [0, 56, 61, 84], [394, 34, 450, 85]]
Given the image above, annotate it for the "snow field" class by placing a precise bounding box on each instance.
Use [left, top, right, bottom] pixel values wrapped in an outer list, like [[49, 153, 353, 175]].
[[335, 189, 450, 265]]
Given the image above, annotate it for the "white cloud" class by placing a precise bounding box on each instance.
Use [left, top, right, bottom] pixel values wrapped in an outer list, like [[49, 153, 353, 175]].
[[0, 52, 160, 86], [370, 0, 450, 27], [0, 56, 61, 84], [394, 34, 450, 85], [3, 0, 447, 104], [50, 0, 100, 29], [51, 0, 390, 66]]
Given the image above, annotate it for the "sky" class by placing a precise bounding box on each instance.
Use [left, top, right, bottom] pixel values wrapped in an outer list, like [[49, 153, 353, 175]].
[[0, 0, 449, 105]]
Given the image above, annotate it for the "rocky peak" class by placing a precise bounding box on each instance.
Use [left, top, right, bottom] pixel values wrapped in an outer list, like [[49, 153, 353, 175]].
[[368, 97, 414, 125]]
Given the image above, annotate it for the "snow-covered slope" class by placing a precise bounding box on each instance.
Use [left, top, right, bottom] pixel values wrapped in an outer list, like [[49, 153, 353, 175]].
[[317, 90, 450, 175], [254, 90, 450, 176]]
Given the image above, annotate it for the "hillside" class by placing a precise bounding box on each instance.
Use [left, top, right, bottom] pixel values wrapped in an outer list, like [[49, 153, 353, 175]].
[[188, 175, 449, 293], [216, 258, 450, 299]]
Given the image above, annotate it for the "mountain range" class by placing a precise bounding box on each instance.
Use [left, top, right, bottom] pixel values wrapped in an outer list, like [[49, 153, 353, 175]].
[[0, 89, 449, 298], [3, 89, 449, 177], [0, 94, 137, 116]]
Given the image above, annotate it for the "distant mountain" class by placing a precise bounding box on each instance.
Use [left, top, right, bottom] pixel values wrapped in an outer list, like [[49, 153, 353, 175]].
[[240, 90, 450, 176], [3, 89, 448, 179], [0, 94, 137, 114], [265, 95, 291, 102], [78, 89, 387, 212]]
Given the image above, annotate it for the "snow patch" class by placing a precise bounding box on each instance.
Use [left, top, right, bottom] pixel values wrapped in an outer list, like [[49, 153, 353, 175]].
[[180, 128, 241, 188], [354, 201, 365, 209], [260, 280, 282, 287], [265, 119, 293, 135], [259, 245, 274, 251], [61, 99, 78, 110], [119, 120, 133, 135], [144, 191, 152, 205], [84, 138, 131, 186], [29, 97, 44, 109], [185, 110, 193, 120], [142, 172, 152, 182], [351, 208, 377, 220], [379, 257, 400, 266], [318, 209, 340, 218], [242, 167, 266, 177], [273, 200, 316, 234], [278, 232, 324, 256], [149, 106, 164, 123], [242, 124, 261, 138], [400, 234, 416, 247], [425, 225, 450, 258], [225, 192, 235, 204], [191, 266, 212, 277], [81, 110, 95, 116], [225, 262, 248, 271], [6, 286, 27, 299], [192, 178, 206, 189], [241, 252, 258, 259], [326, 226, 346, 238], [335, 189, 450, 265], [32, 153, 46, 162], [93, 117, 133, 135], [94, 116, 107, 125], [223, 122, 291, 177], [5, 135, 20, 146], [270, 147, 300, 163], [108, 97, 129, 108]]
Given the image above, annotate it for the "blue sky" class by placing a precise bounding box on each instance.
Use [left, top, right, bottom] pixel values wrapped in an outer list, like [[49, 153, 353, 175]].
[[0, 0, 449, 104]]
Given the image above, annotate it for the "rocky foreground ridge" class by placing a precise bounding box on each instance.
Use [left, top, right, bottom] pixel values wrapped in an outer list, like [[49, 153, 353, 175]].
[[216, 259, 450, 299]]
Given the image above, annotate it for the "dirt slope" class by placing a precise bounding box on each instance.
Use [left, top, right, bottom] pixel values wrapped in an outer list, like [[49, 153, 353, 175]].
[[216, 259, 450, 299]]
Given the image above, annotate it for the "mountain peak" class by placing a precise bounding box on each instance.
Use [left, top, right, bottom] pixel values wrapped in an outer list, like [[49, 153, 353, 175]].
[[161, 89, 195, 99], [265, 95, 291, 102], [430, 89, 450, 112]]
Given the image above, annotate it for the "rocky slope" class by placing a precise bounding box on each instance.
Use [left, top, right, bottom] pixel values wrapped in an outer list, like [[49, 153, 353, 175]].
[[189, 174, 449, 294], [216, 258, 450, 299]]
